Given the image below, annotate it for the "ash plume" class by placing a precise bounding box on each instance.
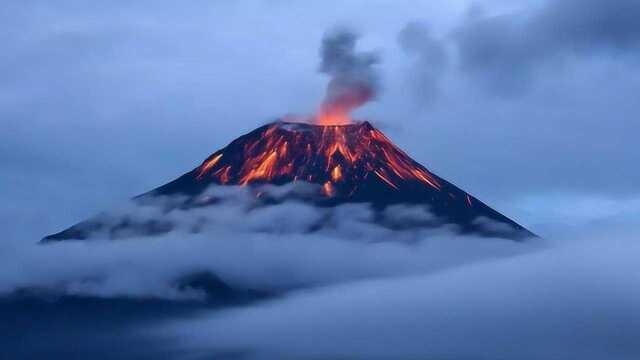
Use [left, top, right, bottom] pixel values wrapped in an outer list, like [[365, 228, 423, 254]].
[[317, 28, 380, 124]]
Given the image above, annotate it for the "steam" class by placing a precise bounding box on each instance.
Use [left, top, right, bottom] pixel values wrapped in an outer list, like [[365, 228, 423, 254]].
[[317, 28, 380, 125]]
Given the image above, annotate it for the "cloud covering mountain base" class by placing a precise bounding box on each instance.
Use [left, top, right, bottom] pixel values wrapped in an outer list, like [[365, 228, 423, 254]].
[[2, 186, 639, 359], [161, 230, 640, 360], [2, 185, 533, 299]]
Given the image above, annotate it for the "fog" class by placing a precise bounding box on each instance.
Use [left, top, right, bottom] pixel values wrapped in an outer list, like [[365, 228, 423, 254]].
[[1, 186, 534, 299], [2, 184, 638, 359], [162, 230, 640, 359]]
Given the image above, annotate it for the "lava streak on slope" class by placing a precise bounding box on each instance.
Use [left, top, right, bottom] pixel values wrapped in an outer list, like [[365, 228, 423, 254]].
[[195, 121, 441, 199]]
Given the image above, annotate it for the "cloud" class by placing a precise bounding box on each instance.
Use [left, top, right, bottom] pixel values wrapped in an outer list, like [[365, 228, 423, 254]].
[[3, 185, 639, 359], [397, 21, 449, 104], [159, 229, 640, 359], [0, 186, 533, 300], [453, 0, 640, 95]]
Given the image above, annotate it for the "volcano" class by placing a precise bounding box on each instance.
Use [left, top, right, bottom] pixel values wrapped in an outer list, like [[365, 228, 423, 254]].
[[43, 120, 534, 242]]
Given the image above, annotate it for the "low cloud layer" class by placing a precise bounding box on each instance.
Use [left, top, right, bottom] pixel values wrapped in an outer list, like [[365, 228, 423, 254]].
[[3, 185, 639, 359], [161, 230, 640, 359], [1, 186, 532, 300]]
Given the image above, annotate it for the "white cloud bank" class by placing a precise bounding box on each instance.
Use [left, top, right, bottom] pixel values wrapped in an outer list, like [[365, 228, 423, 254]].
[[0, 186, 534, 300], [159, 231, 640, 359], [2, 185, 638, 359]]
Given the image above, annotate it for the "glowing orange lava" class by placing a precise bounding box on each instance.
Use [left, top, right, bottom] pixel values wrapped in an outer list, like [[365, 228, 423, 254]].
[[322, 181, 336, 197], [316, 104, 353, 126], [196, 153, 223, 179], [331, 165, 342, 182], [195, 121, 442, 198]]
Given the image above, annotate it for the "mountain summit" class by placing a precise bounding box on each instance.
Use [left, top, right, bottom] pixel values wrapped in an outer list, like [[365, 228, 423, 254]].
[[43, 120, 534, 241]]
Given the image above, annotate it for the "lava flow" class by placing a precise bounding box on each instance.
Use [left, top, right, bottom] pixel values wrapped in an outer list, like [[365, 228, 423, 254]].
[[194, 121, 441, 199]]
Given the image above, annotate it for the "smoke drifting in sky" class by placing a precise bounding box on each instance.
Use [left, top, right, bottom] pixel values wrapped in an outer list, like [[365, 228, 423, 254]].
[[317, 28, 380, 124], [452, 0, 640, 96], [398, 21, 449, 105]]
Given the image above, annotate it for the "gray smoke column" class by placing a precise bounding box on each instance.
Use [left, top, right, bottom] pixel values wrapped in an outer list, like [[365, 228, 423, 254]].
[[317, 28, 380, 125]]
